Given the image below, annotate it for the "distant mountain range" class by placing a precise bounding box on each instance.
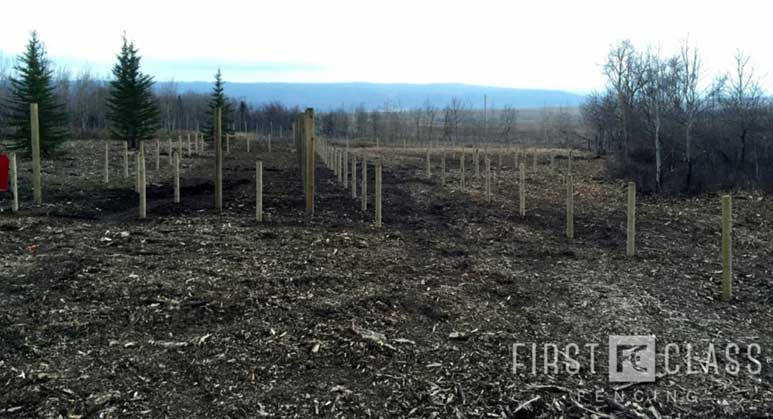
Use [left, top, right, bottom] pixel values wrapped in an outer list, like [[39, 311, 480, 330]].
[[166, 82, 586, 111]]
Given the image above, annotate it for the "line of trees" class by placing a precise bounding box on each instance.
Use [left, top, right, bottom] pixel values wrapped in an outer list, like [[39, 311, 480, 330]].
[[318, 101, 578, 147], [582, 39, 773, 193], [0, 32, 300, 152]]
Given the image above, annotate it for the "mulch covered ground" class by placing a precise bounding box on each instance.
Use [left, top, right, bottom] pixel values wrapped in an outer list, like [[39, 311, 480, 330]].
[[1, 138, 771, 418]]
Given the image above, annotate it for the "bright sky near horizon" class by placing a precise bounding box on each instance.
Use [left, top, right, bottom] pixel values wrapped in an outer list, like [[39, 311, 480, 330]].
[[0, 0, 771, 92]]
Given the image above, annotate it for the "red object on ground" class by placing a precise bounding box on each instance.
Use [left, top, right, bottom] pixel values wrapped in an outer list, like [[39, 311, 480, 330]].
[[0, 154, 8, 192]]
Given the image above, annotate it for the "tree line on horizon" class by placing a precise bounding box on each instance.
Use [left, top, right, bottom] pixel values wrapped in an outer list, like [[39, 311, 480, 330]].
[[0, 32, 302, 155]]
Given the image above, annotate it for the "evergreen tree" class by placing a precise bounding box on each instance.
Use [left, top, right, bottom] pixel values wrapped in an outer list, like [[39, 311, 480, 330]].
[[106, 35, 159, 149], [201, 69, 233, 141], [3, 31, 67, 156]]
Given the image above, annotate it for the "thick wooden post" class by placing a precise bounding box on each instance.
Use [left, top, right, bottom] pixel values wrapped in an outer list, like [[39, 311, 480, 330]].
[[361, 156, 368, 211], [566, 175, 574, 239], [626, 182, 636, 257], [10, 152, 18, 212], [30, 103, 42, 204], [173, 151, 180, 203], [215, 108, 223, 212], [519, 164, 526, 217], [123, 141, 129, 178], [139, 142, 146, 219], [256, 160, 263, 222], [135, 150, 140, 192], [375, 158, 382, 227], [722, 195, 733, 301], [304, 108, 315, 216], [104, 142, 110, 184], [155, 139, 160, 171]]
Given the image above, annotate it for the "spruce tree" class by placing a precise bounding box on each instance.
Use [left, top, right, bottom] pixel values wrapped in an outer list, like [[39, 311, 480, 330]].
[[201, 69, 233, 141], [107, 35, 159, 150], [3, 31, 67, 156]]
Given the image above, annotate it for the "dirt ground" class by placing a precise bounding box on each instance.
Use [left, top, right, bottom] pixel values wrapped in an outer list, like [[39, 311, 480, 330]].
[[1, 138, 772, 418]]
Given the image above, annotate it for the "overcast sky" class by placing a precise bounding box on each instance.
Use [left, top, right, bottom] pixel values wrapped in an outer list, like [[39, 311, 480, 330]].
[[0, 0, 770, 92]]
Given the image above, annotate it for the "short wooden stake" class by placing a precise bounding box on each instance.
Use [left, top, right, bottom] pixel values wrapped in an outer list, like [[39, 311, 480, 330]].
[[178, 135, 183, 159], [30, 103, 42, 204], [375, 159, 382, 227], [104, 142, 110, 184], [246, 136, 251, 153], [187, 133, 192, 157], [10, 152, 18, 212], [722, 195, 733, 301], [256, 160, 263, 222], [139, 142, 147, 219], [566, 175, 574, 239], [226, 133, 230, 154], [519, 164, 526, 217], [123, 141, 129, 178], [167, 138, 172, 166], [173, 151, 180, 203], [361, 156, 368, 211], [268, 133, 272, 152], [626, 182, 636, 257]]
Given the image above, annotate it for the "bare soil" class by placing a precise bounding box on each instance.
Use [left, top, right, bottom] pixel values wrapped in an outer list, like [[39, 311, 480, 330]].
[[1, 139, 772, 418]]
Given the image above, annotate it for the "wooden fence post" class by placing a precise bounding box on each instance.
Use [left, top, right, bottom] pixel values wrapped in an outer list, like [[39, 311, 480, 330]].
[[485, 157, 492, 203], [304, 108, 315, 216], [351, 154, 357, 198], [174, 151, 180, 203], [134, 150, 139, 192], [155, 139, 160, 171], [215, 108, 223, 212], [123, 141, 129, 178], [247, 135, 251, 153], [626, 182, 636, 256], [30, 103, 42, 204], [426, 149, 431, 178], [139, 142, 146, 219], [104, 142, 110, 184], [375, 158, 382, 227], [519, 164, 526, 217], [361, 156, 368, 211], [341, 151, 349, 189], [10, 152, 18, 212], [460, 149, 465, 189], [441, 152, 446, 185], [722, 195, 733, 301], [566, 175, 574, 239], [474, 148, 480, 178], [256, 160, 263, 222]]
